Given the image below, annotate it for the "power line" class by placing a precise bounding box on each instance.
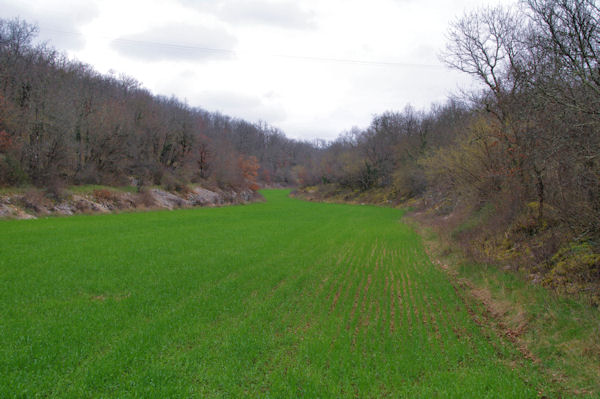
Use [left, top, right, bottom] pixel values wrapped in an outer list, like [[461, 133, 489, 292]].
[[112, 36, 236, 55], [40, 26, 444, 69], [269, 52, 441, 68]]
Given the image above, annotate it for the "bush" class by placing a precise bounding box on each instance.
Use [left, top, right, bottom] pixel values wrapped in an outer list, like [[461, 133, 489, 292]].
[[44, 180, 67, 202], [0, 154, 28, 186], [134, 189, 157, 208], [160, 172, 190, 194], [545, 243, 600, 301], [21, 189, 50, 213], [93, 189, 119, 202]]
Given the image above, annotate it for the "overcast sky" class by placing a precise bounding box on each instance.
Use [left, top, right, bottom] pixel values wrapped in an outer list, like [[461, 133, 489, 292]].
[[2, 0, 515, 141]]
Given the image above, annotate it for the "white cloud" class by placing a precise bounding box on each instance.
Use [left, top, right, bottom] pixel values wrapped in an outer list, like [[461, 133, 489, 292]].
[[192, 90, 287, 124], [1, 0, 517, 140], [178, 0, 316, 29], [111, 24, 237, 62], [0, 0, 99, 50], [217, 0, 315, 29]]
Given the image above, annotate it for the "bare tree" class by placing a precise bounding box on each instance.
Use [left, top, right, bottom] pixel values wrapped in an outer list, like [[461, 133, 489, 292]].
[[527, 0, 600, 117]]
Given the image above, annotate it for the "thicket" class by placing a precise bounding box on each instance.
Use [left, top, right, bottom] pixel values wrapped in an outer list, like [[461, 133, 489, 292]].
[[299, 0, 600, 301], [0, 18, 319, 192]]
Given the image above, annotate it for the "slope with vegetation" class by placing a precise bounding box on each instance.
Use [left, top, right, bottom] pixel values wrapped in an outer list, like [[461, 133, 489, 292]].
[[0, 184, 261, 219], [296, 0, 600, 305], [0, 18, 319, 196]]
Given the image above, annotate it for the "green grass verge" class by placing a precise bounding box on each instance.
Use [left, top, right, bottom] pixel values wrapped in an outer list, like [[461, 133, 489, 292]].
[[0, 184, 138, 196], [1, 190, 551, 397], [457, 262, 600, 396], [419, 227, 600, 397], [0, 186, 31, 195], [451, 203, 495, 238], [67, 184, 138, 194]]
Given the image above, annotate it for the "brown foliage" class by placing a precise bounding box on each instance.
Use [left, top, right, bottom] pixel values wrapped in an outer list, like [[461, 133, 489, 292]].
[[0, 131, 12, 153], [238, 155, 260, 191], [0, 18, 316, 191], [93, 189, 119, 202]]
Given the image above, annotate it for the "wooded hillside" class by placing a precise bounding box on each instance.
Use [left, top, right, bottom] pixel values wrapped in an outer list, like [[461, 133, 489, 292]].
[[0, 18, 319, 192], [297, 0, 600, 303]]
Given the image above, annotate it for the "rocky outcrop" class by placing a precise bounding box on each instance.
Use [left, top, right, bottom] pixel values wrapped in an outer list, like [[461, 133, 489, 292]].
[[0, 202, 36, 219], [187, 187, 220, 206], [0, 186, 263, 220], [150, 189, 190, 210]]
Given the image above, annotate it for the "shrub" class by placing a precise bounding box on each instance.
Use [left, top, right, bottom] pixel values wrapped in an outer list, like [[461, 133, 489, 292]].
[[44, 180, 67, 202], [0, 154, 28, 186], [21, 189, 50, 213], [134, 189, 157, 208], [545, 243, 600, 300], [161, 173, 190, 194], [93, 189, 119, 202]]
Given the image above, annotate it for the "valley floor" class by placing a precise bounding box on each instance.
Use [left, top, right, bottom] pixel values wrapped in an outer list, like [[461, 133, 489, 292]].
[[0, 190, 587, 397]]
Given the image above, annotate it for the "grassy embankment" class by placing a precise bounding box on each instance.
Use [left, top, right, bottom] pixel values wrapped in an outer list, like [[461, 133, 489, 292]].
[[0, 189, 572, 397], [419, 226, 600, 397]]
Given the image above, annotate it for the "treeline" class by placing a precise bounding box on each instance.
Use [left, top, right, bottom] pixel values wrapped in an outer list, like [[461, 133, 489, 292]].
[[297, 101, 471, 197], [299, 0, 600, 295], [0, 18, 317, 191]]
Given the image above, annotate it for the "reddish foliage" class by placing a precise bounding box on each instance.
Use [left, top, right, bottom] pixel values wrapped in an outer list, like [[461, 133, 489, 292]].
[[297, 167, 309, 186], [93, 189, 119, 202], [238, 155, 260, 191], [261, 168, 272, 184]]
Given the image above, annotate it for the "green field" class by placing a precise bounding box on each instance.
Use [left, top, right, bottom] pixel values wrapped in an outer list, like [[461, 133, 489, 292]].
[[1, 190, 547, 397]]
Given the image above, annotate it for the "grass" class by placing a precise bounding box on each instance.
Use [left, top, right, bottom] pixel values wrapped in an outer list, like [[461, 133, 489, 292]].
[[419, 226, 600, 397], [0, 189, 554, 397], [67, 184, 138, 194], [451, 203, 495, 238], [0, 186, 31, 195], [456, 261, 600, 396], [0, 184, 138, 196]]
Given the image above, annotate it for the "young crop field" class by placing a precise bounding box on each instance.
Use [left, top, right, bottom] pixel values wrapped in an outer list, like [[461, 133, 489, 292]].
[[1, 190, 550, 397]]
